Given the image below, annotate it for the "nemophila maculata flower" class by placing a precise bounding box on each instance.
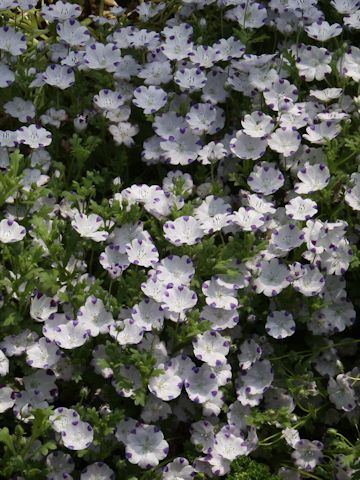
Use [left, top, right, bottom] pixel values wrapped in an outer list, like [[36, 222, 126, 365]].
[[80, 462, 115, 480], [42, 64, 76, 90], [46, 450, 75, 479], [71, 212, 109, 242], [265, 310, 296, 339], [1, 0, 360, 477], [0, 218, 26, 243], [125, 423, 169, 469], [17, 124, 52, 149]]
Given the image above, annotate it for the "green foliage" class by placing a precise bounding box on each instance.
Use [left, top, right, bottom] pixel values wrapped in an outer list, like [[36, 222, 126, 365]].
[[0, 150, 23, 208], [0, 408, 54, 480], [228, 457, 281, 480], [101, 341, 162, 407], [171, 309, 212, 353]]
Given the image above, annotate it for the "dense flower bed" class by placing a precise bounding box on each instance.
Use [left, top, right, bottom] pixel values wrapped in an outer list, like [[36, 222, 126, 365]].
[[1, 0, 360, 479]]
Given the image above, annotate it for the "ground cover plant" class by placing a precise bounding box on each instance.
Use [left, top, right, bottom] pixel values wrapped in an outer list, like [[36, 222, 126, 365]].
[[1, 0, 360, 478]]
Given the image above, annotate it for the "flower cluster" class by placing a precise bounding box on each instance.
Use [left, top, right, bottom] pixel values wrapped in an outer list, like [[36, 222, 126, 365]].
[[0, 0, 360, 479]]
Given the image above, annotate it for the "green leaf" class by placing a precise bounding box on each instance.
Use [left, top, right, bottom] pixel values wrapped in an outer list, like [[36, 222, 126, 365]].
[[0, 428, 16, 455]]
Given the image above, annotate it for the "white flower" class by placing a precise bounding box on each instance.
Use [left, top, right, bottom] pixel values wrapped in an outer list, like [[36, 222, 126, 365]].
[[174, 67, 207, 91], [331, 0, 359, 14], [0, 330, 38, 356], [162, 457, 194, 480], [46, 451, 75, 479], [56, 18, 90, 47], [161, 37, 194, 62], [0, 130, 17, 148], [138, 60, 172, 86], [328, 374, 357, 411], [295, 44, 332, 81], [125, 423, 169, 469], [237, 360, 273, 407], [263, 78, 298, 111], [26, 337, 62, 369], [131, 298, 164, 331], [0, 386, 15, 413], [241, 111, 275, 138], [0, 63, 15, 87], [253, 259, 291, 297], [339, 45, 360, 80], [17, 124, 52, 149], [213, 36, 245, 61], [345, 172, 360, 211], [141, 394, 171, 423], [238, 339, 262, 371], [77, 296, 114, 337], [285, 196, 318, 221], [265, 310, 296, 339], [0, 218, 26, 243], [84, 43, 120, 72], [184, 364, 219, 404], [247, 162, 285, 195], [193, 331, 230, 366], [232, 207, 265, 231], [93, 89, 124, 111], [198, 141, 227, 165], [190, 420, 215, 452], [163, 216, 204, 246], [242, 192, 276, 215], [60, 420, 94, 451], [155, 255, 194, 287], [109, 319, 144, 346], [303, 121, 341, 144], [225, 2, 267, 28], [309, 88, 342, 102], [292, 439, 323, 471], [41, 1, 81, 21], [270, 224, 304, 252], [282, 428, 301, 448], [202, 277, 238, 310], [305, 21, 342, 41], [0, 25, 27, 56], [153, 112, 186, 139], [212, 362, 232, 387], [71, 212, 109, 242], [230, 131, 267, 160], [309, 301, 355, 335], [185, 103, 217, 135], [133, 86, 167, 114], [294, 162, 330, 194], [160, 129, 202, 166], [126, 238, 159, 267], [80, 462, 114, 480], [0, 350, 9, 376], [162, 285, 197, 313], [189, 44, 218, 68], [30, 292, 58, 322], [99, 245, 130, 278], [4, 97, 35, 123], [43, 64, 75, 90], [110, 222, 147, 253], [50, 407, 81, 433], [148, 361, 183, 401], [194, 195, 232, 234], [109, 122, 139, 147], [115, 417, 137, 444], [212, 426, 249, 461], [291, 263, 324, 296], [52, 320, 90, 349], [267, 127, 301, 157], [200, 306, 239, 331]]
